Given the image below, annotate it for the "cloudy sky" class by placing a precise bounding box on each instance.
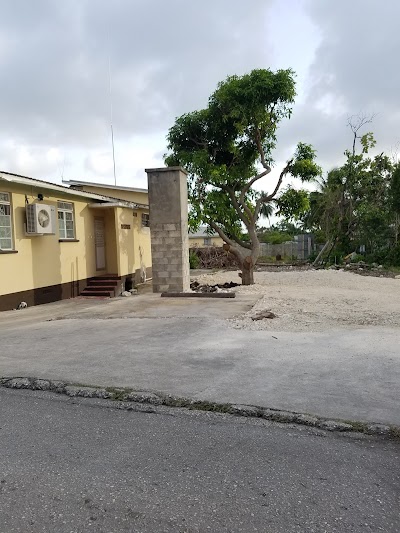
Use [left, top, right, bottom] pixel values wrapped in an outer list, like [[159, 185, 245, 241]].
[[0, 0, 399, 191]]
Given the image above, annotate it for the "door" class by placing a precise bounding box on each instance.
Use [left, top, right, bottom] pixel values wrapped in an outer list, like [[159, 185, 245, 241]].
[[94, 217, 106, 270]]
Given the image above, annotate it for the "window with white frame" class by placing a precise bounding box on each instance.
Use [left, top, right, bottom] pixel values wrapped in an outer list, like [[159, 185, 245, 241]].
[[203, 237, 211, 246], [141, 213, 150, 227], [57, 201, 75, 239], [0, 192, 13, 250]]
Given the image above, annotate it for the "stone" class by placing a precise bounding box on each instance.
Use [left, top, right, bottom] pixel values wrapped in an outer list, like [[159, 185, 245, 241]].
[[230, 405, 260, 417], [64, 385, 81, 397], [261, 409, 297, 423], [8, 378, 31, 389], [50, 381, 66, 393], [126, 391, 163, 405], [121, 291, 131, 297], [318, 420, 353, 432], [395, 275, 400, 279], [294, 414, 319, 426], [32, 379, 51, 391], [77, 387, 98, 398], [365, 424, 391, 435], [94, 389, 113, 399]]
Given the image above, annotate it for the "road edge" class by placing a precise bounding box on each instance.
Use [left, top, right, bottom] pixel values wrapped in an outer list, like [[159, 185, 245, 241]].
[[1, 376, 399, 439]]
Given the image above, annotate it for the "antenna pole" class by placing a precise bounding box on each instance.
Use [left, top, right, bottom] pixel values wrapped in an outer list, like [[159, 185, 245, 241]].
[[108, 37, 117, 186], [111, 123, 117, 186]]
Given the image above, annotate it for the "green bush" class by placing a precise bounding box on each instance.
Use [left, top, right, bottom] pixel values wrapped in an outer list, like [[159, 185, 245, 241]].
[[385, 244, 400, 267], [350, 254, 365, 263], [189, 250, 200, 269]]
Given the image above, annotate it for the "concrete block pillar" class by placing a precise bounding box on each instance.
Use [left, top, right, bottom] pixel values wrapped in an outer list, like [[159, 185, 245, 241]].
[[145, 166, 190, 293]]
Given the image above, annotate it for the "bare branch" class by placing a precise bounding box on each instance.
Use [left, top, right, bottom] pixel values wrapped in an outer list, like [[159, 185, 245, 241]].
[[237, 128, 272, 206], [255, 128, 271, 171], [188, 136, 208, 149], [239, 168, 271, 206], [253, 159, 293, 220], [223, 186, 252, 228], [208, 220, 238, 249], [347, 112, 377, 155], [347, 112, 377, 135], [229, 232, 252, 250]]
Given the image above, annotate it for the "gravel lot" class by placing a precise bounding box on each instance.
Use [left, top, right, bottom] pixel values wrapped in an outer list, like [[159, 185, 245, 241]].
[[191, 268, 400, 332]]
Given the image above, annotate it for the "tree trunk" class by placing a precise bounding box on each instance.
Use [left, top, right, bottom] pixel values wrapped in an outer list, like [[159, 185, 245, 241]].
[[313, 239, 332, 266], [241, 262, 254, 285], [241, 255, 255, 285], [223, 243, 257, 285]]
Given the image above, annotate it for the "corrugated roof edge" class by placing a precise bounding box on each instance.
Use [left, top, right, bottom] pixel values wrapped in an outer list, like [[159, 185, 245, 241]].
[[0, 171, 148, 210], [63, 179, 148, 194]]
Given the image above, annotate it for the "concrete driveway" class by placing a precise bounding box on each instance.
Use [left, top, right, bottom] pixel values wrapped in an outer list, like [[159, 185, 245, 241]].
[[1, 292, 399, 426]]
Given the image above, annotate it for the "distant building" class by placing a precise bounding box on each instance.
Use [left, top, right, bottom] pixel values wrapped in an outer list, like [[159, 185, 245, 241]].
[[188, 226, 224, 247]]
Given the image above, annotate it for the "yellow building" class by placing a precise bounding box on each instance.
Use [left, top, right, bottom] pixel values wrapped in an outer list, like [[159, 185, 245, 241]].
[[0, 172, 151, 311], [188, 227, 224, 248]]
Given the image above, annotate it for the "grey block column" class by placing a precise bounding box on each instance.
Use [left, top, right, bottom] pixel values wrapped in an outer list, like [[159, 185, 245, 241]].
[[145, 167, 190, 293]]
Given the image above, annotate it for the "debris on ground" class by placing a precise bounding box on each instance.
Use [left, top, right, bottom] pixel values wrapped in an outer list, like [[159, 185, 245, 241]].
[[327, 261, 397, 278], [251, 310, 277, 320], [190, 281, 240, 293]]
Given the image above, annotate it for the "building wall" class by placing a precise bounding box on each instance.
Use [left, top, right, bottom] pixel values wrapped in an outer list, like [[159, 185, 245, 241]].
[[0, 182, 152, 311], [189, 236, 224, 248], [132, 209, 152, 282], [0, 182, 105, 308]]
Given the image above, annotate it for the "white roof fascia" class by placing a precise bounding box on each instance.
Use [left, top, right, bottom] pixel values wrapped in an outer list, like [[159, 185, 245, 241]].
[[88, 202, 141, 209]]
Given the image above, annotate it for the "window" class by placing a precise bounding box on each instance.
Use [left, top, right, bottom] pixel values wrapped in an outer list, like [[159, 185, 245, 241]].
[[0, 192, 13, 250], [57, 201, 75, 239], [203, 237, 211, 246], [141, 213, 150, 227]]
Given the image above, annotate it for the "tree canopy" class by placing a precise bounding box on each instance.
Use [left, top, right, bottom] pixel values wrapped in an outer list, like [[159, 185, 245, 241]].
[[165, 68, 321, 283]]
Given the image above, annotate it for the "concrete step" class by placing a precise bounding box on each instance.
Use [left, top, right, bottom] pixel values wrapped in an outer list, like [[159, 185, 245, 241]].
[[80, 289, 114, 297], [89, 275, 121, 281], [87, 279, 119, 287]]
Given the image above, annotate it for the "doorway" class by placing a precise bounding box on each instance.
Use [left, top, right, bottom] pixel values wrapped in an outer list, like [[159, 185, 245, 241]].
[[94, 217, 106, 271]]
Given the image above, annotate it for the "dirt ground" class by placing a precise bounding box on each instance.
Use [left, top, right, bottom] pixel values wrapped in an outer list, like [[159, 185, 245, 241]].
[[191, 268, 400, 332]]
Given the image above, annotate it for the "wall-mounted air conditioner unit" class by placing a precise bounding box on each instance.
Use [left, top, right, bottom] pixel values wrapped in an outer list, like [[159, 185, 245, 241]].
[[26, 203, 56, 235]]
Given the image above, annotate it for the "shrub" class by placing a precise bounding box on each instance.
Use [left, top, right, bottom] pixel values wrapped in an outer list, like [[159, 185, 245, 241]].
[[189, 250, 200, 269]]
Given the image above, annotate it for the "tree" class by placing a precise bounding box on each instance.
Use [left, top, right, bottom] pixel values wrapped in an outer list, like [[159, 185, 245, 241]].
[[389, 164, 400, 244], [165, 69, 321, 284], [275, 186, 310, 223], [308, 116, 395, 264]]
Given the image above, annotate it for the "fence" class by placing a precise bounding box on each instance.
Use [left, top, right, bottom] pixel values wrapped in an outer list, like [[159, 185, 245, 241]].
[[260, 235, 315, 260]]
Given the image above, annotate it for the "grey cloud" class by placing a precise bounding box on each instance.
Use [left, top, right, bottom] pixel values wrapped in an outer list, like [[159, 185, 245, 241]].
[[276, 0, 400, 172], [0, 0, 274, 148]]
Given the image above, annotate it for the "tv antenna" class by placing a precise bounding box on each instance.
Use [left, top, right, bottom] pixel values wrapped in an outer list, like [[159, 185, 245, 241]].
[[108, 33, 117, 186]]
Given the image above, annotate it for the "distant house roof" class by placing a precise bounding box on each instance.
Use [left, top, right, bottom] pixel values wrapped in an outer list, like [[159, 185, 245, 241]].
[[189, 226, 219, 238], [0, 171, 148, 210], [63, 179, 148, 194]]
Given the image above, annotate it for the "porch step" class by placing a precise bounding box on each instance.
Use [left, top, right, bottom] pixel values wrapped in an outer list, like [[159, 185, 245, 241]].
[[88, 279, 120, 287], [80, 274, 122, 298], [80, 289, 114, 298], [89, 275, 121, 281]]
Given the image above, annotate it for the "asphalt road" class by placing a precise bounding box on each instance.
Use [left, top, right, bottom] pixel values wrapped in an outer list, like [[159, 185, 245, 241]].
[[0, 389, 399, 533]]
